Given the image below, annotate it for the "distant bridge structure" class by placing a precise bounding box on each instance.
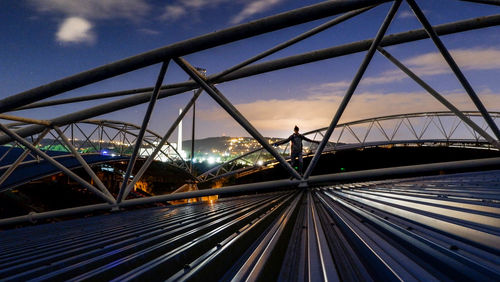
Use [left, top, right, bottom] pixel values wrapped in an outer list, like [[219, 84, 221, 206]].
[[197, 111, 500, 182], [0, 0, 499, 259], [0, 111, 496, 189], [0, 119, 188, 192]]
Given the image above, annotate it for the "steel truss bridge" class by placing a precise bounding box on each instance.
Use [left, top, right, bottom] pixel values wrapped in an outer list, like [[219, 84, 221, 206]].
[[1, 0, 500, 280], [0, 120, 188, 191], [1, 111, 496, 188], [198, 111, 500, 182]]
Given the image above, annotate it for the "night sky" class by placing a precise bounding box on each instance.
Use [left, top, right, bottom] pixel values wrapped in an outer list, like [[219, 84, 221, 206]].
[[1, 0, 499, 140]]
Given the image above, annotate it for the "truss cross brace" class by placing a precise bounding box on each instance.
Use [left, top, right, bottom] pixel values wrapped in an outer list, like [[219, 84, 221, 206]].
[[174, 57, 302, 180], [121, 88, 204, 201], [117, 60, 170, 203], [304, 0, 402, 179], [407, 0, 500, 141], [0, 123, 115, 204]]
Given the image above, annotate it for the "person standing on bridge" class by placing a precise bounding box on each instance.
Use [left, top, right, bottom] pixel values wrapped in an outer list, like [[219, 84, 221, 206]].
[[274, 125, 320, 175]]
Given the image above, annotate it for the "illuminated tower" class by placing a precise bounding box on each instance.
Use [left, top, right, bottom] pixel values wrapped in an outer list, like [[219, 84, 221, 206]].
[[178, 108, 183, 153]]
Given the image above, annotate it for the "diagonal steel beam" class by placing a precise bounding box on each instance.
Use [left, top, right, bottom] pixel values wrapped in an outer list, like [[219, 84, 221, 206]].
[[0, 0, 387, 113], [117, 60, 170, 203], [175, 57, 302, 180], [377, 47, 500, 149], [3, 15, 499, 148], [304, 0, 402, 179], [0, 129, 49, 187], [212, 5, 376, 81], [407, 0, 500, 141], [0, 123, 115, 203], [53, 126, 114, 199], [17, 13, 500, 113], [120, 88, 204, 201]]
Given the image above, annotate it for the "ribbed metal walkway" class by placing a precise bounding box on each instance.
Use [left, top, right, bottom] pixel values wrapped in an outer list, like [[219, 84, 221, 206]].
[[1, 170, 499, 281]]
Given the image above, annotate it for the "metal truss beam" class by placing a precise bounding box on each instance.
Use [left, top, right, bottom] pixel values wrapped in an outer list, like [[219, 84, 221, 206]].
[[211, 5, 376, 81], [121, 157, 500, 207], [0, 0, 387, 113], [175, 57, 302, 180], [0, 129, 49, 187], [120, 88, 204, 202], [2, 14, 499, 147], [117, 60, 170, 203], [304, 0, 402, 179], [407, 0, 500, 141], [0, 124, 115, 204], [1, 154, 499, 226], [53, 126, 114, 199], [16, 14, 500, 113], [377, 47, 500, 149], [195, 110, 500, 183]]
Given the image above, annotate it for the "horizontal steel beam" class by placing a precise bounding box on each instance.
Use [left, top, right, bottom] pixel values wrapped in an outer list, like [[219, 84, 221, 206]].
[[307, 157, 500, 185], [0, 203, 113, 226], [122, 157, 500, 206], [0, 0, 388, 113], [1, 157, 499, 226], [17, 14, 500, 112], [222, 14, 500, 82]]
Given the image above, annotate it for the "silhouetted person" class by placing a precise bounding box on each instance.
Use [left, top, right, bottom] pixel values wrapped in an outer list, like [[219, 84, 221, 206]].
[[275, 125, 319, 175]]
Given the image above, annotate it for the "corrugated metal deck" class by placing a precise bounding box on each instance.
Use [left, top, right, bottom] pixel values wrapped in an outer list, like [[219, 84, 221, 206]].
[[1, 170, 499, 281]]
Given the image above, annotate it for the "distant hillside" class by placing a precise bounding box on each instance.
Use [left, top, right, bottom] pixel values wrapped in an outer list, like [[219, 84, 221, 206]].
[[181, 136, 283, 156]]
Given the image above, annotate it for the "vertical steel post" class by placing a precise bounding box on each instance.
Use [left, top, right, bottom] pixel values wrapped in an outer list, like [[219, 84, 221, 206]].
[[117, 60, 170, 203], [407, 0, 500, 141], [304, 0, 402, 179], [191, 97, 196, 175], [174, 57, 302, 180], [121, 88, 204, 200], [377, 47, 500, 149]]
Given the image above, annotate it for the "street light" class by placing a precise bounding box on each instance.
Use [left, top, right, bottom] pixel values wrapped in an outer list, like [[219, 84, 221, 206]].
[[191, 67, 206, 175]]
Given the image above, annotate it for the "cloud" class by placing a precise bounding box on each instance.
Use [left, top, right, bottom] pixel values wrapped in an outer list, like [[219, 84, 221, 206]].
[[312, 47, 500, 92], [56, 17, 95, 44], [308, 81, 351, 99], [398, 10, 414, 19], [203, 47, 500, 137], [29, 0, 150, 45], [198, 90, 500, 137], [397, 9, 429, 20], [404, 47, 500, 74], [160, 0, 284, 25], [160, 5, 188, 22], [230, 0, 284, 24], [160, 0, 230, 22], [28, 0, 150, 20], [138, 28, 160, 35]]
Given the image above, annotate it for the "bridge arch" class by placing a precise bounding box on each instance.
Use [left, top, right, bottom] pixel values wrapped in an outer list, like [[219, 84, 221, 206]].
[[196, 111, 500, 182], [0, 119, 190, 192]]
